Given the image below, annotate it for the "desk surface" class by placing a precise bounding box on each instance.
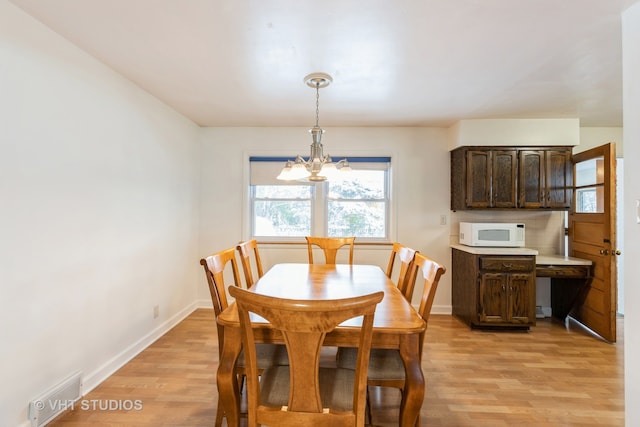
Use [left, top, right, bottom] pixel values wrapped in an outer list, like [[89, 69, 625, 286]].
[[536, 255, 592, 266]]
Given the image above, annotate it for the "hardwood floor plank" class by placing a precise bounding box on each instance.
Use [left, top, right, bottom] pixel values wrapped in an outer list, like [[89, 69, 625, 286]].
[[49, 309, 624, 426]]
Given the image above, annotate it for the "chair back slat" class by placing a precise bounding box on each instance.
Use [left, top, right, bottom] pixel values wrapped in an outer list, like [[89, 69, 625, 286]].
[[411, 253, 446, 353], [305, 236, 355, 265], [236, 239, 264, 287], [200, 247, 242, 356], [386, 243, 418, 299], [229, 286, 383, 426]]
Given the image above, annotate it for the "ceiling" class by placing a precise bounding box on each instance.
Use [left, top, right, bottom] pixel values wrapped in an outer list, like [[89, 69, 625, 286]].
[[9, 0, 639, 127]]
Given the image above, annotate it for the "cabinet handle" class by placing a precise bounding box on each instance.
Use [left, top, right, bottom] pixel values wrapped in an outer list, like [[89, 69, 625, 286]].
[[599, 249, 610, 255], [502, 263, 513, 268]]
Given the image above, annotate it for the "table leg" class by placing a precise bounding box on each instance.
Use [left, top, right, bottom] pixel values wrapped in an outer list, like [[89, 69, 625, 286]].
[[217, 326, 242, 427], [399, 334, 425, 427]]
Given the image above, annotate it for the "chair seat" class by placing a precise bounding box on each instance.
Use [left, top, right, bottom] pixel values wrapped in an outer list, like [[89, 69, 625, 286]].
[[259, 365, 356, 412], [237, 343, 289, 369], [336, 347, 405, 381]]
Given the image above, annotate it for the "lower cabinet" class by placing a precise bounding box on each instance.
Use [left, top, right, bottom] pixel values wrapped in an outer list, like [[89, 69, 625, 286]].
[[452, 248, 536, 329]]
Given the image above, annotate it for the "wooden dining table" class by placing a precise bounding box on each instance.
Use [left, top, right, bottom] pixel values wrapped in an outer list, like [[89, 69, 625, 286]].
[[216, 263, 427, 426]]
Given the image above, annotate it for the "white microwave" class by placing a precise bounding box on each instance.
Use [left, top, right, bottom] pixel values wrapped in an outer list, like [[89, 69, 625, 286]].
[[459, 222, 525, 247]]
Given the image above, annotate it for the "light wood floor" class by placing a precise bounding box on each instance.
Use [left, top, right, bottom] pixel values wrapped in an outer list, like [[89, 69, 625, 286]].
[[49, 309, 624, 426]]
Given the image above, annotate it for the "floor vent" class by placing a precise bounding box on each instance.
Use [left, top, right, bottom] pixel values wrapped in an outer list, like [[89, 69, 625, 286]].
[[29, 371, 82, 427], [536, 306, 552, 318]]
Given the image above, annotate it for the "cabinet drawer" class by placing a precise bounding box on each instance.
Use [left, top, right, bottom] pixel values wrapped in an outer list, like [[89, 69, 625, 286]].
[[480, 257, 534, 272]]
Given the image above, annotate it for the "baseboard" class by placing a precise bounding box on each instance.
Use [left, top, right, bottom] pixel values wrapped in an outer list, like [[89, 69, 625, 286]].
[[415, 303, 452, 315], [81, 301, 199, 395], [196, 298, 213, 309]]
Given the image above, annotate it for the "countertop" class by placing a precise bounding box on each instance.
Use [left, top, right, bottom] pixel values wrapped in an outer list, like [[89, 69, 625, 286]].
[[451, 245, 592, 266], [536, 255, 592, 266], [450, 244, 539, 256]]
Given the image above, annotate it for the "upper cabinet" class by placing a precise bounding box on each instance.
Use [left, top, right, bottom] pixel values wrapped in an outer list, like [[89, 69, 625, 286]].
[[451, 146, 573, 211], [518, 149, 572, 208], [464, 149, 517, 208]]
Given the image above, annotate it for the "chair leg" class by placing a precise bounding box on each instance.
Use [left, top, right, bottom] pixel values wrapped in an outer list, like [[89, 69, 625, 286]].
[[365, 386, 373, 425], [215, 396, 224, 427]]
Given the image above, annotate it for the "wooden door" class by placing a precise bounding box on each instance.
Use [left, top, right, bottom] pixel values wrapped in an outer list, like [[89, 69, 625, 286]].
[[508, 273, 534, 324], [466, 150, 492, 208], [492, 150, 517, 208], [568, 143, 617, 342], [546, 149, 573, 208], [519, 150, 545, 208], [479, 273, 508, 323]]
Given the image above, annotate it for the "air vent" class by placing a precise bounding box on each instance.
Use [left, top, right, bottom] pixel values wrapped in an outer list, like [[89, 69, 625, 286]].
[[29, 371, 82, 426]]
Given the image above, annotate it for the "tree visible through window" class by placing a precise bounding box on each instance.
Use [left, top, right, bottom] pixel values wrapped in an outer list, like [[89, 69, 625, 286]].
[[327, 170, 386, 237], [253, 185, 311, 237]]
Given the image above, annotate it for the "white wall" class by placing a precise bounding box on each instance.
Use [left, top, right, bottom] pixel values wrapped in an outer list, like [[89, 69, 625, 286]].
[[623, 3, 640, 425], [0, 2, 201, 426], [198, 126, 453, 311], [450, 118, 580, 148], [578, 127, 624, 157]]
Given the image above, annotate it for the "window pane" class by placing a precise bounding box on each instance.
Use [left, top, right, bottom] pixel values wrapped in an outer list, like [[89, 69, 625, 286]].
[[328, 170, 385, 199], [255, 185, 311, 198], [328, 201, 386, 237], [575, 157, 604, 186], [575, 187, 603, 213], [254, 200, 311, 236]]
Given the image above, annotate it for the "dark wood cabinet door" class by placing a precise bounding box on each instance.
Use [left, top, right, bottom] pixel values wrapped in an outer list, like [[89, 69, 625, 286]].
[[508, 273, 534, 324], [519, 149, 572, 208], [465, 150, 492, 207], [479, 273, 508, 323], [492, 150, 517, 208], [546, 149, 572, 208], [518, 150, 545, 208]]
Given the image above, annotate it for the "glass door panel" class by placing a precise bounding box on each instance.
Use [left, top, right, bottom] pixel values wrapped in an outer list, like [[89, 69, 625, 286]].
[[575, 156, 604, 213]]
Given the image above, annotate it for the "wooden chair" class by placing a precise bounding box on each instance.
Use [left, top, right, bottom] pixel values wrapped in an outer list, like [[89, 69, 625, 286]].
[[200, 248, 288, 427], [305, 236, 355, 265], [236, 239, 264, 287], [386, 242, 418, 300], [336, 253, 446, 424], [229, 285, 384, 427]]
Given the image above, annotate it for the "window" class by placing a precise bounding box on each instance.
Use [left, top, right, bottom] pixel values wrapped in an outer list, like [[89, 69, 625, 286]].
[[575, 157, 604, 213], [249, 157, 391, 241]]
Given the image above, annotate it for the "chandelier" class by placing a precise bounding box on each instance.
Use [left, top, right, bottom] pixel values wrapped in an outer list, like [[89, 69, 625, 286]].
[[277, 72, 352, 182]]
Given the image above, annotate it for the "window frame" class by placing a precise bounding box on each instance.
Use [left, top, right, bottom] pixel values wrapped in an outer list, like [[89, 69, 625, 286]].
[[244, 154, 395, 243]]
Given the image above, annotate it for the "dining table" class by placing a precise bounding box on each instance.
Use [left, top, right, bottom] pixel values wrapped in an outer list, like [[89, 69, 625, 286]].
[[216, 263, 427, 427]]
